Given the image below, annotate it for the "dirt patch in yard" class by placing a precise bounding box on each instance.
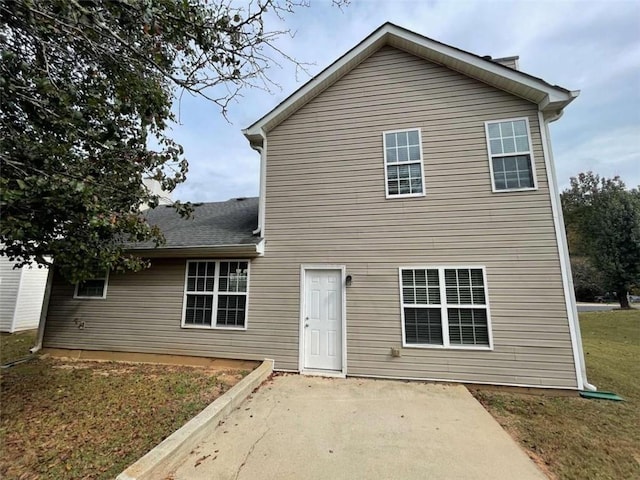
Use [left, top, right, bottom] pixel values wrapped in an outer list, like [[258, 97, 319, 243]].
[[0, 351, 247, 480]]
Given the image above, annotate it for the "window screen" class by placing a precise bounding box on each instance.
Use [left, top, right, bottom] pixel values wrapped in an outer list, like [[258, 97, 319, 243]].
[[75, 273, 108, 298], [184, 260, 249, 328], [400, 267, 490, 348], [486, 119, 535, 191], [384, 129, 424, 196]]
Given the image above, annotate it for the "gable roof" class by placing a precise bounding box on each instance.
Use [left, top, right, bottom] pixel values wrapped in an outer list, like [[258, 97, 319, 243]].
[[244, 22, 578, 145], [126, 197, 260, 256]]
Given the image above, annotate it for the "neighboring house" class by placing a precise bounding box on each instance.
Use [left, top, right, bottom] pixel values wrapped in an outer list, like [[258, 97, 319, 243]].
[[0, 254, 49, 333], [41, 23, 592, 391]]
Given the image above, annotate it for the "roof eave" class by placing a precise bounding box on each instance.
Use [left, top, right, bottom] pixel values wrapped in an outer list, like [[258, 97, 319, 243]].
[[127, 243, 262, 258], [243, 131, 264, 147], [243, 23, 578, 142], [539, 89, 580, 119], [384, 25, 577, 107], [243, 24, 390, 143]]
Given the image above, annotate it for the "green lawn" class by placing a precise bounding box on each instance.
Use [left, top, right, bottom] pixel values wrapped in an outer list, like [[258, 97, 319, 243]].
[[0, 333, 246, 480], [0, 329, 37, 364], [2, 312, 638, 479], [473, 310, 640, 480]]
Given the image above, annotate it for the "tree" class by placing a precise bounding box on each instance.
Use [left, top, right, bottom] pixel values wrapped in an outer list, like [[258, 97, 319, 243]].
[[570, 256, 605, 302], [561, 172, 640, 309], [1, 0, 341, 282]]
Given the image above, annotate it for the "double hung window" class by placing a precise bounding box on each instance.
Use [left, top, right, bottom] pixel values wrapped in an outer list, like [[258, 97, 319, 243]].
[[74, 272, 108, 299], [183, 260, 249, 329], [400, 267, 491, 348], [383, 129, 425, 197], [485, 118, 536, 191]]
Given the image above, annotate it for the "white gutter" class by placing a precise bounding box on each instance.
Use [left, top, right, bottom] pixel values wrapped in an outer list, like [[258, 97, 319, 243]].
[[538, 110, 596, 391], [128, 243, 263, 258], [31, 264, 54, 354], [251, 130, 267, 238]]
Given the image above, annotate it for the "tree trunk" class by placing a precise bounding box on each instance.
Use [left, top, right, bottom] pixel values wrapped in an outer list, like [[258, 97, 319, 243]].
[[617, 291, 630, 309]]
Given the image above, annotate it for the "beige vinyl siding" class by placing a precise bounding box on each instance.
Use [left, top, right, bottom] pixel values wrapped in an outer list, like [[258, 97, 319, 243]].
[[44, 258, 296, 365], [249, 46, 578, 387], [43, 45, 577, 388]]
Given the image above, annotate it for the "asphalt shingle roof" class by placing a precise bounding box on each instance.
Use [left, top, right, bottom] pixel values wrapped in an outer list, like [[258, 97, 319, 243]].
[[128, 197, 259, 249]]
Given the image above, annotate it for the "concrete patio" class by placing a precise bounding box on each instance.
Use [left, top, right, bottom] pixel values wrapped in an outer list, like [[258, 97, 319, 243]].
[[169, 374, 546, 480]]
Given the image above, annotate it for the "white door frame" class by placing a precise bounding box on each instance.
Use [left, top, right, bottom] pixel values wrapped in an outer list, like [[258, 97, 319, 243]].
[[299, 264, 347, 377]]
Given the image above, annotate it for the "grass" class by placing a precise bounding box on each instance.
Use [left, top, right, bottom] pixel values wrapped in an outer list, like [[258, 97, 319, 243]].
[[473, 310, 640, 480], [0, 329, 38, 364], [2, 313, 637, 479], [0, 334, 246, 480]]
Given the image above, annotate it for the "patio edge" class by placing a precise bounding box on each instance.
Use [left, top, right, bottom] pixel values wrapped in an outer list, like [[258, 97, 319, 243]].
[[116, 358, 274, 480]]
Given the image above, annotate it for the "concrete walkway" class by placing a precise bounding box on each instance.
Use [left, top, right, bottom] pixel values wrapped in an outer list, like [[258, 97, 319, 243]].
[[170, 375, 546, 480]]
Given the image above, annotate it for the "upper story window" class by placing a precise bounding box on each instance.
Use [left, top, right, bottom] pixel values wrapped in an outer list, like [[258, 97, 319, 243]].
[[383, 129, 425, 198], [74, 272, 108, 299], [400, 266, 492, 349], [182, 260, 249, 330], [485, 118, 537, 192]]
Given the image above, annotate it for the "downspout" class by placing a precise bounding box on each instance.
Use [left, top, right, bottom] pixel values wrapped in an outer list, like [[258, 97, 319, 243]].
[[31, 264, 54, 353], [538, 109, 596, 391], [251, 131, 267, 238]]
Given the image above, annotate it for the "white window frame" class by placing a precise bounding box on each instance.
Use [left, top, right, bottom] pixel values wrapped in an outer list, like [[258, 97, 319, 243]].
[[181, 259, 250, 331], [73, 271, 109, 299], [484, 117, 538, 193], [398, 266, 493, 350], [382, 128, 426, 199]]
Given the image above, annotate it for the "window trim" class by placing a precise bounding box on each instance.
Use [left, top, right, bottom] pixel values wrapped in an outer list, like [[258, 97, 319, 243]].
[[382, 128, 426, 199], [73, 271, 109, 299], [398, 266, 493, 350], [484, 117, 538, 193], [181, 259, 250, 331]]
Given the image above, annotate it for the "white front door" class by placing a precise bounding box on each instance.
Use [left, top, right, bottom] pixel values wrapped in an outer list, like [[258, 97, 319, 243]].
[[303, 269, 343, 372]]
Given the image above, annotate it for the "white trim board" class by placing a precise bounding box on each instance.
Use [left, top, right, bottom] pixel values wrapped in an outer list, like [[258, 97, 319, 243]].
[[537, 110, 592, 391], [250, 130, 267, 237]]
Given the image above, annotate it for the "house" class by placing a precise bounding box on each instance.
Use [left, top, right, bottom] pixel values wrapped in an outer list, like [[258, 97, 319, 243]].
[[39, 23, 592, 391], [0, 253, 49, 333]]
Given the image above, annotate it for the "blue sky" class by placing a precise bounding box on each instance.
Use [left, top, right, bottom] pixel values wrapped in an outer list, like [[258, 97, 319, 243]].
[[171, 0, 640, 202]]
